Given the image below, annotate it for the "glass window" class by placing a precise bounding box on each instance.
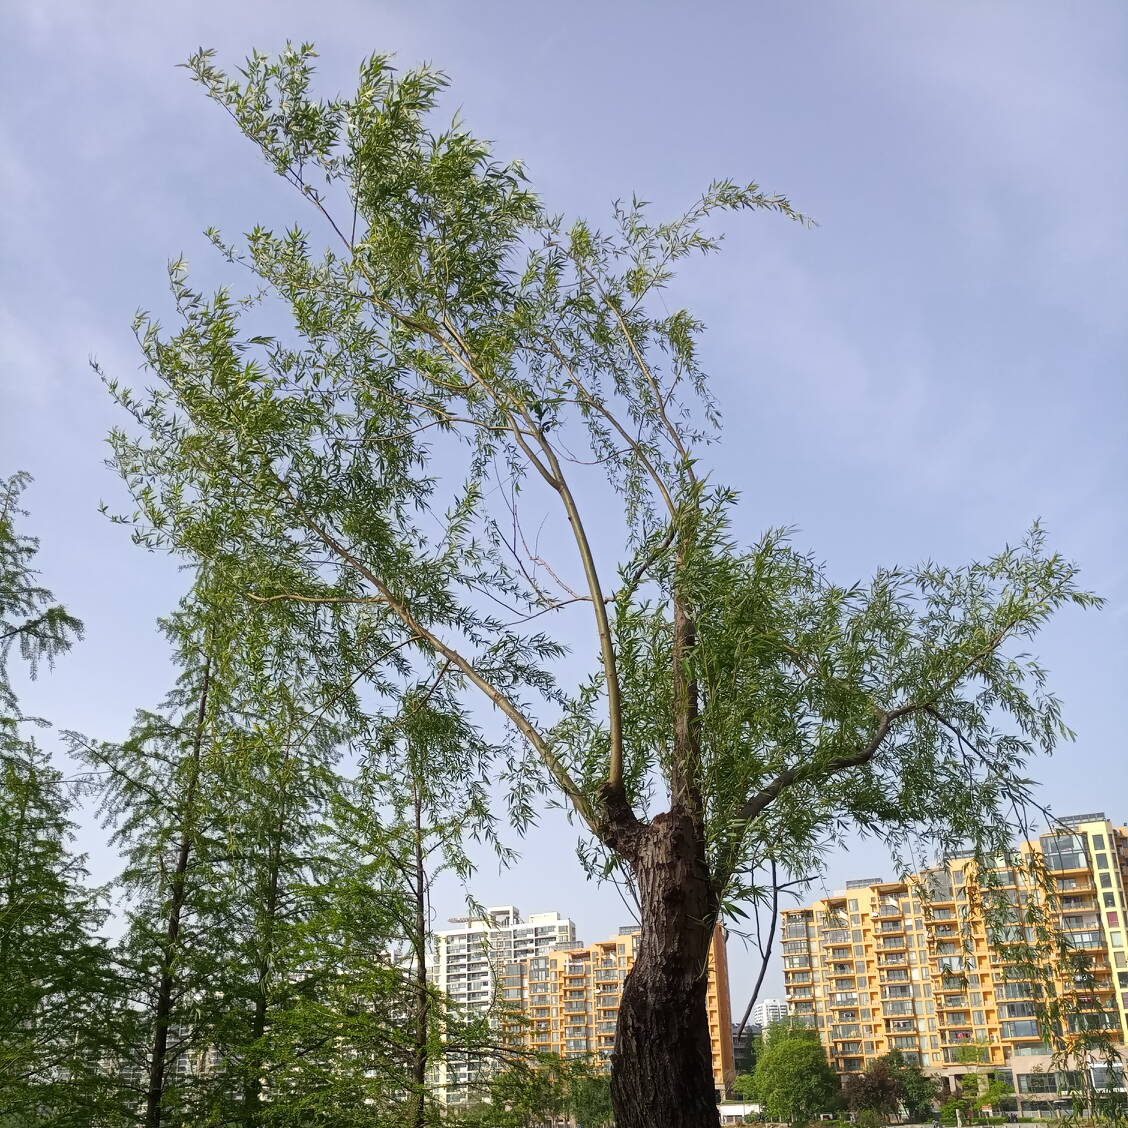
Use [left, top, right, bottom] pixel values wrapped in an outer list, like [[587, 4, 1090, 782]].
[[1041, 833, 1086, 870], [1096, 852, 1110, 869], [1018, 1073, 1058, 1094], [1101, 873, 1113, 888], [848, 899, 859, 911], [1091, 834, 1106, 851]]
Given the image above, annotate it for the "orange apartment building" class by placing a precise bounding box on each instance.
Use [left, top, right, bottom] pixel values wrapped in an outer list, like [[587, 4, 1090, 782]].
[[502, 923, 736, 1099], [780, 813, 1128, 1110]]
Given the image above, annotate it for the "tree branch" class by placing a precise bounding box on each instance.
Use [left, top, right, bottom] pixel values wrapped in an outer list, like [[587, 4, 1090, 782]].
[[269, 478, 601, 835]]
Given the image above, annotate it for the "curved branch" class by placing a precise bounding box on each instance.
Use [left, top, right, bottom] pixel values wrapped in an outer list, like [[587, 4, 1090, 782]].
[[271, 479, 601, 836]]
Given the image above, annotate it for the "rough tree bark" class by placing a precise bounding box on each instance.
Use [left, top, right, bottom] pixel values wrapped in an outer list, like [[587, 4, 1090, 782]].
[[610, 810, 720, 1128]]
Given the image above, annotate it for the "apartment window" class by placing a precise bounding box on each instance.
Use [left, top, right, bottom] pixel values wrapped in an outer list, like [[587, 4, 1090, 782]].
[[1109, 913, 1121, 929], [1116, 952, 1127, 969], [1091, 834, 1106, 851], [1018, 1073, 1058, 1094], [1001, 1020, 1041, 1039], [1101, 873, 1113, 889], [1041, 833, 1086, 870], [849, 899, 859, 911], [1107, 893, 1119, 908], [1096, 853, 1110, 869], [1118, 973, 1128, 989]]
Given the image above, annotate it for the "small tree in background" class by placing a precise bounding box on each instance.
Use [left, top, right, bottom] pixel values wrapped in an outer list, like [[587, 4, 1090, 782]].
[[845, 1058, 902, 1120], [882, 1051, 938, 1121], [751, 1023, 839, 1125]]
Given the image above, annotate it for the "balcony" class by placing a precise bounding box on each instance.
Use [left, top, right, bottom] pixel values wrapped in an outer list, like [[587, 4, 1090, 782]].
[[1055, 877, 1092, 892], [877, 954, 909, 967], [883, 1001, 915, 1016], [823, 929, 851, 944], [939, 1012, 972, 1026]]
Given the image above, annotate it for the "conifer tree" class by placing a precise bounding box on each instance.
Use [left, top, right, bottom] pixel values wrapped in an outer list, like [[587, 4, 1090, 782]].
[[0, 472, 105, 1125]]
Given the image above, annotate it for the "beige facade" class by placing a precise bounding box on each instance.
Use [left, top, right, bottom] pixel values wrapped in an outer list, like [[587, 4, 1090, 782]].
[[781, 814, 1128, 1107], [503, 923, 736, 1098]]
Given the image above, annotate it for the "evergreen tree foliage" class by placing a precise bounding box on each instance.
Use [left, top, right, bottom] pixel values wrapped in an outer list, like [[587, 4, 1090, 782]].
[[750, 1023, 839, 1125], [0, 472, 106, 1125]]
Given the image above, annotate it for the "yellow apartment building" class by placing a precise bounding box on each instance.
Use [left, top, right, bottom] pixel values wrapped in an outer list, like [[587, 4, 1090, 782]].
[[781, 813, 1128, 1110], [503, 923, 736, 1099]]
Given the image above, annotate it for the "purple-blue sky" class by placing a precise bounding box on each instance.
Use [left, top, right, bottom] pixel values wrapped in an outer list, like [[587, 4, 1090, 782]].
[[3, 0, 1126, 1008]]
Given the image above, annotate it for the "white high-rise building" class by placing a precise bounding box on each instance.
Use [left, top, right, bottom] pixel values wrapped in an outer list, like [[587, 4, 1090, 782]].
[[750, 997, 790, 1028], [430, 906, 576, 1100]]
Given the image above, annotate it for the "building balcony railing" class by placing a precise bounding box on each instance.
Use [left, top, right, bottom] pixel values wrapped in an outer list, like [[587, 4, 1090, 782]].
[[939, 1012, 972, 1026]]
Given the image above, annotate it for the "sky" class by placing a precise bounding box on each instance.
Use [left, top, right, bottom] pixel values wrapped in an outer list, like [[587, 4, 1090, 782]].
[[3, 0, 1126, 1011]]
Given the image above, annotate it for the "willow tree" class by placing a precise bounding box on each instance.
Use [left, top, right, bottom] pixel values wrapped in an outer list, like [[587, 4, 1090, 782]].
[[104, 46, 1100, 1128]]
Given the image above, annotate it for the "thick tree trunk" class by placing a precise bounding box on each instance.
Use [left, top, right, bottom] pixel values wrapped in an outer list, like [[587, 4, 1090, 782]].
[[611, 808, 720, 1128]]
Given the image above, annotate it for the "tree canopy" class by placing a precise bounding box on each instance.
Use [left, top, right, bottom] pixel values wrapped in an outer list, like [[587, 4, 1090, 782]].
[[93, 43, 1101, 1128], [751, 1023, 839, 1125]]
